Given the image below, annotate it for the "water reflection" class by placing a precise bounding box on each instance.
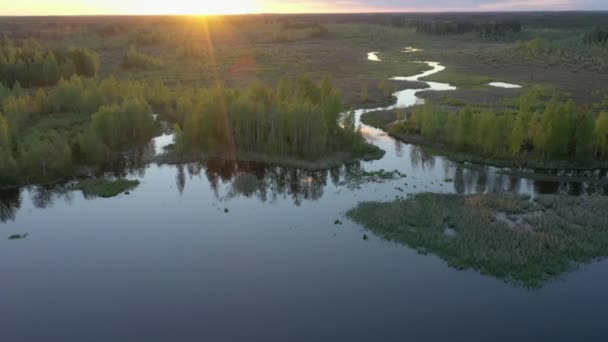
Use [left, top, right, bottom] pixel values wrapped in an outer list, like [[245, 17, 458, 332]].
[[3, 142, 608, 224], [0, 188, 20, 223], [409, 146, 436, 171], [180, 159, 363, 206]]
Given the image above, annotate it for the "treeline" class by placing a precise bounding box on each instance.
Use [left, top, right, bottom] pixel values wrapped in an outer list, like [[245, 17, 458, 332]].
[[583, 26, 608, 47], [172, 76, 375, 160], [391, 90, 608, 164], [0, 72, 380, 184], [281, 20, 330, 38], [392, 18, 522, 38], [0, 75, 165, 183], [0, 38, 100, 88]]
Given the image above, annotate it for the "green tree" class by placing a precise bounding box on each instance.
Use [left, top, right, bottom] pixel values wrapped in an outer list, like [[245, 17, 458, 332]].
[[78, 131, 107, 163], [456, 106, 474, 149], [477, 110, 502, 156], [544, 99, 575, 158], [277, 78, 293, 103], [573, 107, 595, 161], [595, 111, 608, 157], [42, 51, 60, 85], [0, 147, 17, 182], [20, 132, 72, 177], [321, 91, 343, 133], [68, 47, 101, 77], [319, 75, 333, 101], [509, 111, 532, 155], [0, 111, 10, 148]]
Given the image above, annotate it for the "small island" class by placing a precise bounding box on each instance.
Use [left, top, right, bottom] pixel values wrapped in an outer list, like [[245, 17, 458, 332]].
[[347, 192, 608, 288]]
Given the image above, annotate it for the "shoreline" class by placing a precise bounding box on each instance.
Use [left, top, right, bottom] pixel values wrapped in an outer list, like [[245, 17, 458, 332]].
[[360, 109, 608, 173], [158, 148, 386, 172]]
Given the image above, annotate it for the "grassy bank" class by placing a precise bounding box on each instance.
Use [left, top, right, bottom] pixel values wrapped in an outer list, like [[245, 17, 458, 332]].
[[160, 145, 385, 171], [347, 193, 608, 288]]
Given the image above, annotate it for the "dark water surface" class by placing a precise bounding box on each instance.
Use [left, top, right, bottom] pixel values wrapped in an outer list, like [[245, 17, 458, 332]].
[[2, 50, 608, 342]]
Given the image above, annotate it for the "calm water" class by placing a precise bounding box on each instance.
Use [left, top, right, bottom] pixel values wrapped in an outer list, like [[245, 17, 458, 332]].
[[2, 49, 608, 342]]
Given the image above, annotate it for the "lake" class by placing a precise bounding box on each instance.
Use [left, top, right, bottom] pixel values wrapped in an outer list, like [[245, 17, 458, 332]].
[[2, 48, 608, 342]]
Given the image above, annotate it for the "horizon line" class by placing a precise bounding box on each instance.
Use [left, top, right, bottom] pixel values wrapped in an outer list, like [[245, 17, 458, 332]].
[[1, 9, 608, 17]]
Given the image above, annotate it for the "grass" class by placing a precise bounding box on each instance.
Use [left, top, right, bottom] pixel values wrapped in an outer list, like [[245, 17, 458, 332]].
[[360, 110, 398, 128], [347, 193, 608, 288], [69, 178, 140, 198]]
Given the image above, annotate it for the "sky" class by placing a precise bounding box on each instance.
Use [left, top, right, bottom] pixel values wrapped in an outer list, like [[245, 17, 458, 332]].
[[1, 0, 606, 15]]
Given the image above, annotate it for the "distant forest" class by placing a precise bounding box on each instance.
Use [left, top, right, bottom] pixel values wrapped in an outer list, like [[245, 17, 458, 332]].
[[391, 18, 522, 37]]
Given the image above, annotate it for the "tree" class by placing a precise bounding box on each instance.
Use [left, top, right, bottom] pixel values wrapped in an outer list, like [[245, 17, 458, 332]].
[[595, 111, 608, 157], [477, 110, 502, 156], [20, 132, 72, 177], [68, 47, 101, 77], [0, 147, 17, 182], [42, 51, 60, 85], [509, 111, 531, 155], [78, 131, 107, 163], [59, 59, 77, 80], [321, 91, 343, 133], [544, 99, 575, 158], [419, 102, 439, 139], [122, 46, 163, 70], [277, 78, 293, 103], [456, 106, 474, 149], [319, 75, 333, 101], [90, 98, 155, 149], [0, 111, 10, 148], [573, 107, 595, 161], [49, 76, 85, 113]]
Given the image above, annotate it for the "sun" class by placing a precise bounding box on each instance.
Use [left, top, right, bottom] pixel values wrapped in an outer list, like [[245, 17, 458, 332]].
[[125, 0, 261, 15]]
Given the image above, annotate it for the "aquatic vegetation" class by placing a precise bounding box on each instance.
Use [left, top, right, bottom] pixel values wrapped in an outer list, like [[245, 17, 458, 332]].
[[347, 193, 608, 288], [339, 169, 406, 190], [8, 233, 28, 240], [69, 179, 140, 198]]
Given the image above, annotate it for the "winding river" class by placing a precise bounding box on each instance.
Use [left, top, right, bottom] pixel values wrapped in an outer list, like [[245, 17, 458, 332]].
[[2, 49, 608, 342]]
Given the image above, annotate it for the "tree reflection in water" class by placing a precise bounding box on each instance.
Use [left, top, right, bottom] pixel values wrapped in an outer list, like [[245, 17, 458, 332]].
[[176, 159, 364, 206], [0, 188, 21, 223], [2, 144, 608, 223]]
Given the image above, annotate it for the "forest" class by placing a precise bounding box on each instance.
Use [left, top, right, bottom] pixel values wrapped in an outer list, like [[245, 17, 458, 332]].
[[389, 88, 608, 165], [0, 33, 379, 186], [172, 76, 379, 161], [391, 18, 522, 37], [0, 74, 163, 183], [0, 37, 100, 88]]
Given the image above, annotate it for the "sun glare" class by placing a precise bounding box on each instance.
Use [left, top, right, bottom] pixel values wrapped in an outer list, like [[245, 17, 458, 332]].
[[124, 0, 261, 15]]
